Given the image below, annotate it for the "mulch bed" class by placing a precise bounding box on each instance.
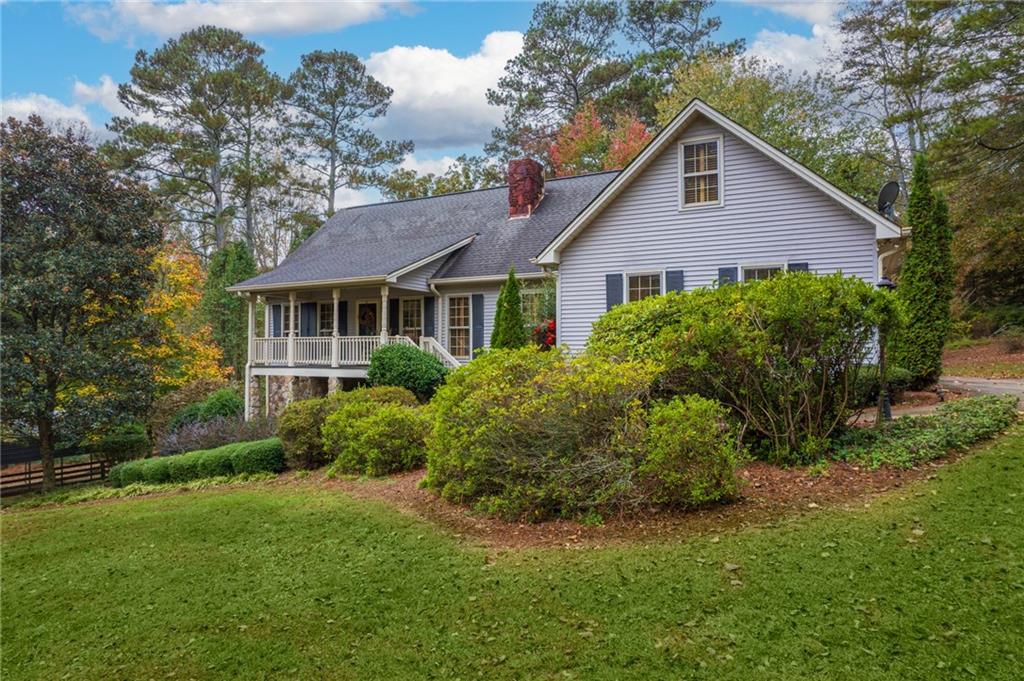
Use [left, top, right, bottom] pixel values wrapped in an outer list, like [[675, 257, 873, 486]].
[[294, 453, 957, 551]]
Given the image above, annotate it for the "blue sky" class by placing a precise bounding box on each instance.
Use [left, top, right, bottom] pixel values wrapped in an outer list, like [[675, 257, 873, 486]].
[[1, 0, 839, 203]]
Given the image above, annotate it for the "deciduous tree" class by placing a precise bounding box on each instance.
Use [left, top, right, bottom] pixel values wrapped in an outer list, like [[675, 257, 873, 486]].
[[1, 116, 161, 489]]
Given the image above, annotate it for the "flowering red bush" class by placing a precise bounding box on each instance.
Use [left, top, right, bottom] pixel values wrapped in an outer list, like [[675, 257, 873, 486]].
[[533, 319, 556, 350]]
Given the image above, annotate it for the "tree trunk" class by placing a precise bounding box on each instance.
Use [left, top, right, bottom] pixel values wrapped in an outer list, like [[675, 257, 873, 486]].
[[327, 149, 337, 216], [212, 145, 226, 249], [38, 415, 56, 491]]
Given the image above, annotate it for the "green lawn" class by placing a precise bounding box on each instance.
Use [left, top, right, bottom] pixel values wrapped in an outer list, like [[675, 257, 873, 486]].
[[3, 429, 1023, 680]]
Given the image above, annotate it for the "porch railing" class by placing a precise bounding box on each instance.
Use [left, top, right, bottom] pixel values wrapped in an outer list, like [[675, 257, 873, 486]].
[[253, 334, 460, 368]]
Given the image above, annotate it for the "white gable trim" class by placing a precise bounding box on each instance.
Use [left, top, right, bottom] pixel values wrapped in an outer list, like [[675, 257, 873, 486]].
[[535, 99, 902, 265]]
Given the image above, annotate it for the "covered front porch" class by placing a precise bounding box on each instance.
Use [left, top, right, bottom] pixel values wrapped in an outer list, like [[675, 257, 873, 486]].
[[243, 283, 460, 372]]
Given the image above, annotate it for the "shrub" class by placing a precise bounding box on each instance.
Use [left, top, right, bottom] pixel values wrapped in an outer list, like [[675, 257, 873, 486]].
[[148, 377, 229, 439], [424, 348, 665, 521], [631, 273, 899, 463], [891, 155, 954, 387], [326, 385, 419, 410], [833, 394, 1018, 468], [491, 267, 530, 349], [169, 387, 244, 432], [367, 344, 447, 401], [587, 290, 691, 361], [87, 422, 150, 463], [326, 404, 430, 477], [852, 365, 914, 407], [156, 415, 275, 456], [109, 439, 285, 487], [278, 398, 330, 469], [639, 396, 741, 507], [229, 438, 285, 475]]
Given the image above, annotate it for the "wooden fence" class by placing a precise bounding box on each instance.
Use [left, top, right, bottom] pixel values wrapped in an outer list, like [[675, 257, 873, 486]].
[[1, 444, 109, 497]]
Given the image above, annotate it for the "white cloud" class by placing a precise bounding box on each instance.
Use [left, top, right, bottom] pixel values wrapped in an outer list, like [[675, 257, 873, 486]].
[[72, 75, 130, 118], [1, 93, 95, 129], [334, 186, 379, 208], [400, 154, 459, 176], [67, 0, 406, 42], [366, 31, 523, 150], [742, 1, 840, 26], [746, 22, 841, 75]]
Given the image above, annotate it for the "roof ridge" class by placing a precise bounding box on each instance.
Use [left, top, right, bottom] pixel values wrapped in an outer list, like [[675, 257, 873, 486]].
[[336, 169, 621, 211]]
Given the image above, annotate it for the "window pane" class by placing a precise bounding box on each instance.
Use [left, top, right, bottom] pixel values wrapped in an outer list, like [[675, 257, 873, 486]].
[[628, 274, 661, 302], [402, 300, 421, 342], [743, 266, 783, 281], [450, 329, 469, 358], [448, 296, 470, 358], [684, 141, 717, 174], [684, 174, 719, 204], [319, 304, 333, 336]]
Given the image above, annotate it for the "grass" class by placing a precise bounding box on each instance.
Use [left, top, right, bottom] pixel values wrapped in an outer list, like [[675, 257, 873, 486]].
[[943, 360, 1024, 379], [3, 428, 1024, 680]]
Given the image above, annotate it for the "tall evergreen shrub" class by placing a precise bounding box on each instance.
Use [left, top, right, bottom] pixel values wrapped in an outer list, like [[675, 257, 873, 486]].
[[490, 267, 530, 349], [892, 155, 954, 386], [201, 241, 257, 379]]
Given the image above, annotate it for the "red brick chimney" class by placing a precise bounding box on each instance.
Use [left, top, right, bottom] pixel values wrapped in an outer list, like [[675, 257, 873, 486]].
[[508, 158, 544, 218]]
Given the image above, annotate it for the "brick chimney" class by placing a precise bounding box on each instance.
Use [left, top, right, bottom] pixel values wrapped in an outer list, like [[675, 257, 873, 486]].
[[507, 158, 544, 218]]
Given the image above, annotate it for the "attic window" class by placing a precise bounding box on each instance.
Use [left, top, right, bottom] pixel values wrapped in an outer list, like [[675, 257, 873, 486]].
[[680, 136, 722, 207]]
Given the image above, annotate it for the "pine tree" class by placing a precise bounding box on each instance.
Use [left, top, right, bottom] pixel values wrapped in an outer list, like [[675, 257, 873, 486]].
[[892, 155, 954, 386], [491, 268, 530, 349], [201, 241, 257, 379]]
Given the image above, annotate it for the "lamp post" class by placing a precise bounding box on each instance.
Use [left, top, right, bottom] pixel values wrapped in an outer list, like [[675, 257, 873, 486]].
[[876, 277, 896, 426]]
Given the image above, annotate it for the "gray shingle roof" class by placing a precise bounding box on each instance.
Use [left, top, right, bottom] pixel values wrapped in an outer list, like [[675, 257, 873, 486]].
[[233, 171, 617, 290]]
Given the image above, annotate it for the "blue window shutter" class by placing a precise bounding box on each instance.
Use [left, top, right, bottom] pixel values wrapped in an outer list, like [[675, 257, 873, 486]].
[[718, 267, 738, 285], [605, 274, 623, 310], [471, 294, 484, 357], [388, 299, 400, 335], [665, 270, 685, 292], [788, 262, 809, 272], [300, 302, 317, 336], [337, 301, 348, 336], [423, 297, 436, 338], [271, 305, 282, 337]]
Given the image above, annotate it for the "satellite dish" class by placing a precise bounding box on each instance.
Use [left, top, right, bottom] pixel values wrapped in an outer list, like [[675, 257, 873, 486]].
[[877, 181, 900, 217]]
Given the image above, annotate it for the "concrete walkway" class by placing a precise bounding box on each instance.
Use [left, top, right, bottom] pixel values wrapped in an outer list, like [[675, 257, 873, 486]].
[[939, 376, 1024, 404]]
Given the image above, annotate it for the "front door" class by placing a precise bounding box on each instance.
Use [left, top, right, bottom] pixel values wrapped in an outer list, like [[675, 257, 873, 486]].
[[357, 302, 378, 336]]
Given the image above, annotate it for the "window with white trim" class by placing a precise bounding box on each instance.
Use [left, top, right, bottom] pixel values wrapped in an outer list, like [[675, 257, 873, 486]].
[[627, 273, 662, 302], [401, 298, 423, 343], [317, 302, 334, 336], [681, 138, 721, 206], [448, 296, 470, 359], [742, 265, 784, 281], [281, 304, 293, 335], [521, 287, 544, 327]]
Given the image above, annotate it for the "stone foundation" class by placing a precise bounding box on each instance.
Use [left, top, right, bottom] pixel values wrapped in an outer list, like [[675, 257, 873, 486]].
[[266, 376, 330, 418], [247, 372, 262, 420]]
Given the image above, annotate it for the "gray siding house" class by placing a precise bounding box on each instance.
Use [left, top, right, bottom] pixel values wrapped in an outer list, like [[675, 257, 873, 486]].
[[230, 99, 901, 417]]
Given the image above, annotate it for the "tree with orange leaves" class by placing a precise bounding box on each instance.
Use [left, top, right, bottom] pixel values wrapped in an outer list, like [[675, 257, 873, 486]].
[[549, 102, 651, 177], [145, 242, 233, 391]]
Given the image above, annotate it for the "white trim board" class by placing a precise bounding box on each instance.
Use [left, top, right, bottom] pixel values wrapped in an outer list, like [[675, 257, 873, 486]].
[[534, 99, 902, 266]]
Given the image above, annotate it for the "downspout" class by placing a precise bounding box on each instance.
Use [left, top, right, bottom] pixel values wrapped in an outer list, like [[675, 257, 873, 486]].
[[878, 246, 900, 282]]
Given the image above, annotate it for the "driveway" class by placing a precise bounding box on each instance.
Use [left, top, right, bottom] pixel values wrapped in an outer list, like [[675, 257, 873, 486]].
[[939, 376, 1024, 404]]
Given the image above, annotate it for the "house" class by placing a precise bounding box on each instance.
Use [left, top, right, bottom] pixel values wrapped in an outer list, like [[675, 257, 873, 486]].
[[229, 99, 902, 418]]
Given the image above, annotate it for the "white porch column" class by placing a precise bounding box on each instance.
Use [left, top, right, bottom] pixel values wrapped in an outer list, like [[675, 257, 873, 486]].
[[331, 287, 340, 367], [287, 291, 297, 367], [244, 294, 255, 420], [380, 285, 390, 341]]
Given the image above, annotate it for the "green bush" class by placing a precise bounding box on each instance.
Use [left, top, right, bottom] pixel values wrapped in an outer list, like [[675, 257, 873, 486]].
[[229, 438, 285, 475], [367, 343, 447, 400], [169, 388, 244, 432], [589, 273, 901, 464], [852, 365, 914, 406], [587, 290, 691, 361], [834, 395, 1018, 468], [277, 398, 330, 469], [326, 403, 430, 477], [326, 385, 419, 410], [491, 267, 530, 349], [88, 422, 150, 463], [424, 348, 671, 521], [640, 396, 741, 507], [891, 155, 954, 387], [108, 438, 285, 487]]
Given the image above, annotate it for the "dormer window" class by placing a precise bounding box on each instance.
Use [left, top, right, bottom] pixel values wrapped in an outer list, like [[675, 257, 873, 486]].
[[680, 136, 723, 208]]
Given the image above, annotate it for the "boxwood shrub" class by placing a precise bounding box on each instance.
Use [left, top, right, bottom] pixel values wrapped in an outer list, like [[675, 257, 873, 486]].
[[169, 387, 244, 431], [109, 438, 285, 487], [367, 343, 447, 401], [277, 398, 330, 469], [325, 403, 430, 477]]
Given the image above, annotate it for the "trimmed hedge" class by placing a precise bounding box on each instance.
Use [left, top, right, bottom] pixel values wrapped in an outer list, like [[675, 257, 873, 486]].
[[367, 343, 447, 401], [109, 438, 284, 487], [278, 398, 330, 469]]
